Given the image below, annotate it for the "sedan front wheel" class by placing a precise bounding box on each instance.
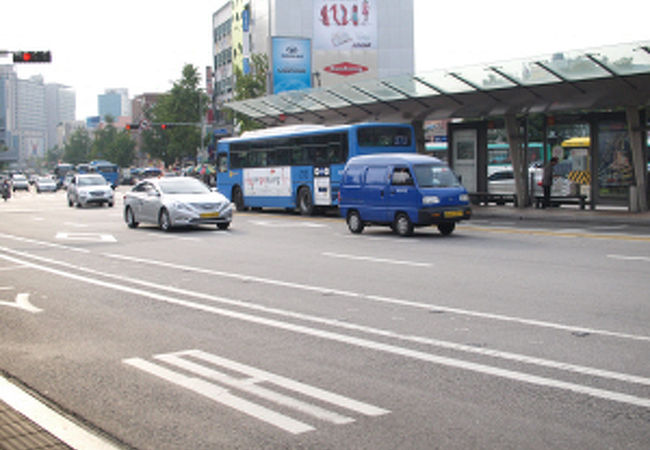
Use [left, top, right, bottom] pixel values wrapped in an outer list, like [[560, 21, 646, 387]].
[[158, 208, 172, 232]]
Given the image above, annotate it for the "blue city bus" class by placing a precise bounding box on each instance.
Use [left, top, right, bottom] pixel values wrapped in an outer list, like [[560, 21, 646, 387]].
[[89, 160, 119, 187], [53, 163, 74, 187], [216, 123, 416, 214]]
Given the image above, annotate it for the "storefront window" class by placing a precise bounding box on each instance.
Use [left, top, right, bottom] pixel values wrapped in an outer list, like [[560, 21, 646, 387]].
[[598, 120, 634, 200]]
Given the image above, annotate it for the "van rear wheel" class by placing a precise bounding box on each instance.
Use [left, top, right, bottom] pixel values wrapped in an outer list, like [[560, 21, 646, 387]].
[[346, 210, 364, 234], [393, 213, 413, 237]]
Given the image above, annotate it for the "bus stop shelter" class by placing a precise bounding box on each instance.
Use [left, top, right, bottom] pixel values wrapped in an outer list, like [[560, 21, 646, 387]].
[[223, 41, 650, 212]]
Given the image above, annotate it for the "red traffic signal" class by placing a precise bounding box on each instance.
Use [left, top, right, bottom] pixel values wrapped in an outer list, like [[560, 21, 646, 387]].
[[160, 124, 174, 130], [13, 51, 51, 63], [125, 123, 139, 130]]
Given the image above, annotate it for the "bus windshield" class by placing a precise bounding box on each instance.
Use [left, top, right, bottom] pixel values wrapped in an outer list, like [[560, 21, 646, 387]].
[[413, 164, 461, 188]]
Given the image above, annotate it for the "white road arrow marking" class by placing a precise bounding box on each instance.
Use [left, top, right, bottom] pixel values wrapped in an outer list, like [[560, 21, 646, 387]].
[[0, 293, 42, 313]]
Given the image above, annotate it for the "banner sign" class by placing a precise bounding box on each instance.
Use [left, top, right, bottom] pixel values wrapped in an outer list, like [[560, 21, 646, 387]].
[[272, 37, 312, 94], [313, 0, 376, 51]]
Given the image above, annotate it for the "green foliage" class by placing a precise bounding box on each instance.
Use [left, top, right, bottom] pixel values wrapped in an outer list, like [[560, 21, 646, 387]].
[[63, 128, 92, 164], [141, 64, 209, 166], [91, 118, 136, 167], [232, 53, 269, 132]]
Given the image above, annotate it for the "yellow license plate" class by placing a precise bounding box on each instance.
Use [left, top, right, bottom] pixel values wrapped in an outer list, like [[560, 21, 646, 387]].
[[200, 212, 220, 218], [443, 210, 463, 218]]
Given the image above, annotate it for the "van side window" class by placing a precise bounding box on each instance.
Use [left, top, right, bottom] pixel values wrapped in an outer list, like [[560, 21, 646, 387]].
[[391, 167, 414, 186], [343, 166, 364, 185], [365, 167, 388, 185]]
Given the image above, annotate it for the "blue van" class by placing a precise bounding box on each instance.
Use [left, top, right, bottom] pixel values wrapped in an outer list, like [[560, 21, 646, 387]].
[[339, 153, 471, 236]]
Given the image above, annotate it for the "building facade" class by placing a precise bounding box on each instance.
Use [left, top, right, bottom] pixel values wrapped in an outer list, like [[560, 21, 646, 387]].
[[0, 66, 76, 167], [212, 0, 414, 124], [98, 88, 131, 122]]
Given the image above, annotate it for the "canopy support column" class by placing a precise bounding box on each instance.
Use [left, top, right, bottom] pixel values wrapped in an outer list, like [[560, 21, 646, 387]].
[[505, 114, 529, 208], [626, 106, 648, 212]]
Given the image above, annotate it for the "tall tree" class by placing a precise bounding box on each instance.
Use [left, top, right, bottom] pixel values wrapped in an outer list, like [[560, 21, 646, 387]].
[[232, 53, 269, 132], [92, 117, 136, 167], [142, 64, 209, 167], [63, 128, 92, 164]]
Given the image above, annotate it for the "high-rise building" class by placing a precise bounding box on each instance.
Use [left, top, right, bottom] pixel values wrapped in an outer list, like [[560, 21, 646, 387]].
[[98, 88, 131, 121], [0, 65, 77, 167], [212, 0, 414, 124]]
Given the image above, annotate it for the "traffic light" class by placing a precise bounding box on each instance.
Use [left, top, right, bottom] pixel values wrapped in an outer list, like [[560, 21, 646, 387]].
[[125, 123, 139, 130], [13, 51, 51, 63], [160, 123, 173, 130]]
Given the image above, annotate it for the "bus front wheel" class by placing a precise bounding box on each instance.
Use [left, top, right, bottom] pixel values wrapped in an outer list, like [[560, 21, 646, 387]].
[[298, 187, 313, 216]]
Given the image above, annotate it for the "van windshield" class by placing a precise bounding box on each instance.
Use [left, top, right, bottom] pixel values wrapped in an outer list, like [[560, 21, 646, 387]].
[[413, 164, 461, 188]]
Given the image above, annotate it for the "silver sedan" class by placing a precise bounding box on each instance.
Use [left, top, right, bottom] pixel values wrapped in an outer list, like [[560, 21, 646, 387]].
[[123, 177, 233, 231]]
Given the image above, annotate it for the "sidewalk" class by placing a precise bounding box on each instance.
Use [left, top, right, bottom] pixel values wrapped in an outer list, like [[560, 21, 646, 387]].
[[470, 203, 650, 227], [0, 398, 71, 449], [0, 375, 120, 450]]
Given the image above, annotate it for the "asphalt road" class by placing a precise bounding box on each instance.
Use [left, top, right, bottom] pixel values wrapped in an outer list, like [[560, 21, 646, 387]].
[[1, 187, 649, 449]]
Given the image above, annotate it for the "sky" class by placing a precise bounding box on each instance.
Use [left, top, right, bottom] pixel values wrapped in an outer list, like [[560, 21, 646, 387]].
[[1, 0, 648, 120]]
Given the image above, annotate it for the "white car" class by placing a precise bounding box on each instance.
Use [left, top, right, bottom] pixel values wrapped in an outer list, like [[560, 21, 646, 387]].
[[67, 174, 114, 207], [11, 174, 29, 191], [123, 177, 233, 231], [488, 166, 571, 196], [35, 176, 57, 193]]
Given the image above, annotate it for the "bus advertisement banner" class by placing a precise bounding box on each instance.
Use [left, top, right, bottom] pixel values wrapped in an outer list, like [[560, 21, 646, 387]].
[[244, 167, 292, 197]]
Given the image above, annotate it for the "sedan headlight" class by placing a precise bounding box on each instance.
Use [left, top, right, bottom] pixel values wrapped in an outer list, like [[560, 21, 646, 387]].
[[422, 195, 440, 205], [170, 201, 193, 212]]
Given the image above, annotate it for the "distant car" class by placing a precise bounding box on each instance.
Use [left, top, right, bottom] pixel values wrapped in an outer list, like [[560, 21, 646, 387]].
[[11, 174, 29, 191], [35, 176, 57, 193], [123, 177, 233, 231], [487, 166, 571, 197], [67, 174, 114, 207]]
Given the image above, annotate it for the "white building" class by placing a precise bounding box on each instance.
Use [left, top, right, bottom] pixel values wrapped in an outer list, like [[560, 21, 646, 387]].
[[0, 66, 77, 167], [212, 0, 414, 121]]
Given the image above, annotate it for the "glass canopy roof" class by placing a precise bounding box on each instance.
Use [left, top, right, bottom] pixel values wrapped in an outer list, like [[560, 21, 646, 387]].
[[224, 41, 650, 120]]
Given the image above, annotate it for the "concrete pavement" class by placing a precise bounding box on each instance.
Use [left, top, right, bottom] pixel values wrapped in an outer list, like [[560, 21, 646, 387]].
[[1, 203, 648, 449]]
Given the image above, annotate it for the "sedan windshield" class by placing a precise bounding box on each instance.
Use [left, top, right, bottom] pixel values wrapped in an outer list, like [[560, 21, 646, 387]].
[[79, 176, 107, 186], [413, 164, 461, 188], [158, 178, 210, 195]]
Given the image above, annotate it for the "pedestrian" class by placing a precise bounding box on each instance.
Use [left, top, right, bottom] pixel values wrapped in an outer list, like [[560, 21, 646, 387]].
[[542, 157, 559, 208]]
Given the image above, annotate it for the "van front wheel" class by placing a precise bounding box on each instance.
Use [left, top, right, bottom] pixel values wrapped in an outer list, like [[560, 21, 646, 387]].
[[438, 222, 455, 236], [346, 210, 364, 234], [393, 213, 413, 237]]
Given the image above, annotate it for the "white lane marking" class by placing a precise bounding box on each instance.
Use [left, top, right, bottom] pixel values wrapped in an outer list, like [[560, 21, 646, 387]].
[[104, 252, 650, 343], [2, 248, 650, 409], [170, 350, 388, 417], [155, 354, 355, 425], [0, 265, 29, 272], [250, 220, 327, 228], [5, 245, 649, 387], [0, 375, 120, 449], [323, 252, 431, 268], [123, 357, 315, 434], [0, 232, 89, 253], [608, 254, 650, 262], [56, 232, 117, 243], [0, 293, 42, 313], [63, 222, 89, 228]]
